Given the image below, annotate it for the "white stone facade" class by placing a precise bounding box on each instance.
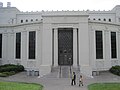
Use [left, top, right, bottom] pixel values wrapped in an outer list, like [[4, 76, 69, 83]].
[[0, 5, 120, 77]]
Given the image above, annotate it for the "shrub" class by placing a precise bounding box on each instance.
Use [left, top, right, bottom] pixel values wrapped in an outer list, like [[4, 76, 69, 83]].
[[109, 65, 120, 76], [16, 65, 24, 72], [0, 64, 24, 73], [2, 71, 16, 76], [0, 64, 24, 77], [0, 73, 8, 77]]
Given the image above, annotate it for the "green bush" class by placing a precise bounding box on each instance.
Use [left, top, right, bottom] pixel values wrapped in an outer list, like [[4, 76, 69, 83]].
[[16, 65, 24, 72], [2, 71, 16, 76], [0, 64, 24, 73], [0, 73, 8, 77], [0, 64, 24, 77], [0, 71, 16, 77], [109, 65, 120, 76]]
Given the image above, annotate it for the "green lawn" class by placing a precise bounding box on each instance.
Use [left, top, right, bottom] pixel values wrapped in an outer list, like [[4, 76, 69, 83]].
[[0, 81, 43, 90], [88, 83, 120, 90]]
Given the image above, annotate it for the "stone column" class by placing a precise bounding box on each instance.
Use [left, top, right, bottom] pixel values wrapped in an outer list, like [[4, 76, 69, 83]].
[[7, 32, 14, 64], [118, 31, 120, 65], [104, 30, 111, 69], [54, 28, 58, 66], [73, 28, 77, 67], [21, 31, 27, 67], [78, 22, 92, 77], [2, 33, 8, 64], [36, 30, 42, 67]]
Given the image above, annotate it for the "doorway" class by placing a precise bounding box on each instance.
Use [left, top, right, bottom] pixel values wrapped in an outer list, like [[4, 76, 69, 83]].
[[58, 28, 73, 65]]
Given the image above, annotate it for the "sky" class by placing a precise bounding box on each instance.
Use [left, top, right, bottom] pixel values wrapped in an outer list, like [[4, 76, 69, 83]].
[[0, 0, 120, 11]]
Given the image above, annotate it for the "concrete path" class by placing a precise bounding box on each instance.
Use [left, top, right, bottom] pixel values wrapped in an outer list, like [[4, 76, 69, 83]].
[[0, 71, 120, 90]]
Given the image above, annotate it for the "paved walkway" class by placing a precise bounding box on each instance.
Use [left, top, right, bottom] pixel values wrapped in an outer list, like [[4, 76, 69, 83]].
[[0, 71, 120, 90]]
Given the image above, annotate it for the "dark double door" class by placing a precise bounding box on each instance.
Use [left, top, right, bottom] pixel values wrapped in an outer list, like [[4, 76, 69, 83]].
[[58, 28, 73, 65]]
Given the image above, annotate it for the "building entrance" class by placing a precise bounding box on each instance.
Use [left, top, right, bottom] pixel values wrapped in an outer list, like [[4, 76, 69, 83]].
[[58, 28, 73, 65]]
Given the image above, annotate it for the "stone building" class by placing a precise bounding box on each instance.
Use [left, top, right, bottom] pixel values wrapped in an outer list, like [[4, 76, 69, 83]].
[[0, 2, 120, 77]]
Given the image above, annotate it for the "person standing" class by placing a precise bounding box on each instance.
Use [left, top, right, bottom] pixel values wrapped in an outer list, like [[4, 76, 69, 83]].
[[71, 72, 76, 85], [79, 75, 83, 86]]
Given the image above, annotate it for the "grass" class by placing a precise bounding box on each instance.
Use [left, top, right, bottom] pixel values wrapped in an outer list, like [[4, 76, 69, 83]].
[[88, 83, 120, 90], [0, 81, 43, 90]]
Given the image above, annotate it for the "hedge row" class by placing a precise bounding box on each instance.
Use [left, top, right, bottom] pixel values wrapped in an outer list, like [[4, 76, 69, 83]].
[[0, 71, 16, 77], [109, 65, 120, 76], [0, 64, 24, 73]]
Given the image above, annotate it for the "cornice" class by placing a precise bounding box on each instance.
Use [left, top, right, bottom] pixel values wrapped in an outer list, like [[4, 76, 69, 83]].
[[89, 21, 120, 26], [0, 21, 42, 28]]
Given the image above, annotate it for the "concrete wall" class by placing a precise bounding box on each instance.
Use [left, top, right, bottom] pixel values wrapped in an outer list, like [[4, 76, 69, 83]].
[[0, 7, 19, 24], [16, 13, 42, 24], [41, 13, 92, 76], [0, 23, 42, 71], [0, 5, 120, 77], [89, 22, 120, 72]]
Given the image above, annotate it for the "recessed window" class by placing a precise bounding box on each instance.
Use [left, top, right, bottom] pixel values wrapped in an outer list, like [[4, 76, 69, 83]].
[[31, 19, 33, 22], [98, 18, 101, 21], [36, 19, 38, 21], [16, 33, 21, 59], [29, 31, 36, 59], [109, 19, 111, 22], [103, 18, 106, 21], [111, 32, 117, 58], [0, 34, 2, 58], [21, 20, 23, 23], [26, 19, 28, 22], [88, 18, 90, 20], [93, 18, 96, 20], [95, 31, 103, 59], [119, 18, 120, 22]]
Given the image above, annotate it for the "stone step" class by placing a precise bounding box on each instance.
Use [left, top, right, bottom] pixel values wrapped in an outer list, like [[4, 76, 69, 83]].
[[50, 66, 80, 78], [60, 66, 72, 78]]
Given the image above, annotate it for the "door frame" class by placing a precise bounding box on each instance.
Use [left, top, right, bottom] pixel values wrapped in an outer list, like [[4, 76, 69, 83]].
[[58, 28, 73, 66]]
